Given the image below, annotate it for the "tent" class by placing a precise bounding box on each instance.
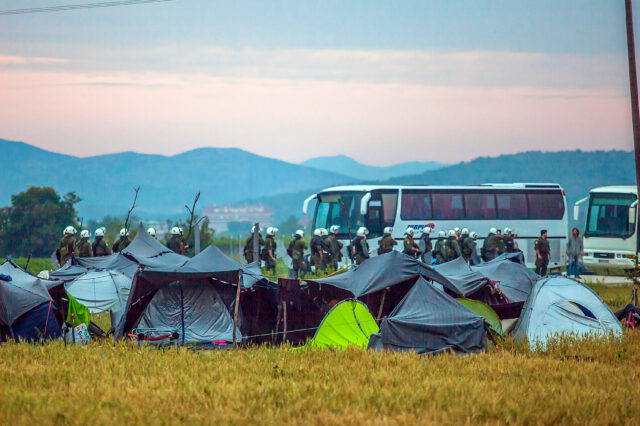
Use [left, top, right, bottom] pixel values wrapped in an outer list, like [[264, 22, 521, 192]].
[[432, 257, 497, 301], [114, 241, 266, 342], [368, 277, 487, 355], [135, 281, 241, 345], [472, 257, 539, 303], [309, 300, 379, 349], [456, 298, 503, 337], [514, 277, 623, 347], [0, 260, 62, 342], [64, 270, 131, 329]]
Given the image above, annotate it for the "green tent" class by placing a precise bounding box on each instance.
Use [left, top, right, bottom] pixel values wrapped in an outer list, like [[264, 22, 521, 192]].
[[456, 298, 504, 337], [310, 300, 379, 349]]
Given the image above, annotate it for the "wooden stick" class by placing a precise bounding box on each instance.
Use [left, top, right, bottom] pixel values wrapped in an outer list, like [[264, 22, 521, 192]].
[[376, 288, 388, 324], [123, 186, 140, 234], [184, 191, 201, 248], [233, 270, 242, 346], [282, 301, 288, 344]]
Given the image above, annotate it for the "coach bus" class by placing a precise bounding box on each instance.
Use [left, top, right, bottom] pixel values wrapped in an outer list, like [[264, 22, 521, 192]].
[[574, 186, 637, 270], [302, 183, 568, 269]]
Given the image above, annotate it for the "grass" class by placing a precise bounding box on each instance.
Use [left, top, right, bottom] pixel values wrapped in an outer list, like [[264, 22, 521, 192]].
[[1, 261, 639, 424], [1, 257, 53, 276]]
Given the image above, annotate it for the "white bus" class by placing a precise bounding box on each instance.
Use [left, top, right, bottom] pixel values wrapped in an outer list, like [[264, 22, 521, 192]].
[[574, 186, 638, 270], [303, 183, 568, 269]]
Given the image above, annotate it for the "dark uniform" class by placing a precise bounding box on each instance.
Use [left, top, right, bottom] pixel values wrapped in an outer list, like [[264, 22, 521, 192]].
[[326, 233, 344, 269], [535, 237, 551, 276], [92, 237, 112, 257], [112, 236, 131, 253], [290, 236, 307, 279], [352, 236, 369, 265], [167, 234, 185, 255], [496, 232, 506, 254], [504, 234, 516, 253], [433, 237, 447, 264], [420, 234, 433, 264], [262, 235, 277, 273], [482, 233, 499, 261], [57, 235, 78, 266], [402, 235, 420, 258], [310, 235, 325, 272], [78, 238, 93, 257], [445, 236, 462, 261], [461, 236, 475, 264], [243, 234, 264, 263], [378, 234, 397, 255]]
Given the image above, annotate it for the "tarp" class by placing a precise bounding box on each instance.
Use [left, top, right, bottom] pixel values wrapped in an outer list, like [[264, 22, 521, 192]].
[[514, 277, 623, 347], [64, 270, 131, 327], [306, 251, 459, 298], [48, 260, 89, 281], [0, 260, 55, 326], [456, 298, 503, 337], [368, 277, 487, 354], [135, 281, 241, 345], [65, 292, 91, 327], [309, 300, 379, 349], [472, 257, 539, 303], [432, 257, 493, 298], [11, 301, 61, 342]]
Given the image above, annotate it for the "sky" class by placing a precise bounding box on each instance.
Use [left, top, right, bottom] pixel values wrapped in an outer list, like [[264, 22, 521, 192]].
[[0, 0, 637, 165]]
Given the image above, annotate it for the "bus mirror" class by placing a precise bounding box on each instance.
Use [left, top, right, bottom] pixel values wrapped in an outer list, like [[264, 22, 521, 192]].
[[629, 201, 637, 225], [360, 192, 372, 215], [573, 196, 588, 221], [302, 194, 317, 215]]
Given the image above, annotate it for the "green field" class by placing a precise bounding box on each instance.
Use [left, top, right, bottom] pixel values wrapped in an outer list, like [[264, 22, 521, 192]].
[[0, 279, 638, 424]]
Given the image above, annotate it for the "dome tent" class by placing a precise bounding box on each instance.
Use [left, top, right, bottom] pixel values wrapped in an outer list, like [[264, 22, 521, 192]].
[[514, 276, 622, 347], [309, 300, 379, 349]]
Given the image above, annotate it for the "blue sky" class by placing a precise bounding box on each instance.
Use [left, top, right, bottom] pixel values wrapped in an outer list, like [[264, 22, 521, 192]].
[[0, 0, 637, 164]]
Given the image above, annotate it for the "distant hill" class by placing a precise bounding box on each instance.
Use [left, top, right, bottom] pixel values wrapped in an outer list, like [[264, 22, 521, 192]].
[[300, 155, 444, 181], [0, 139, 357, 219], [252, 150, 636, 226]]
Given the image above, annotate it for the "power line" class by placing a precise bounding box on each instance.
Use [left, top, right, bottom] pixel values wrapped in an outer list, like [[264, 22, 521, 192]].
[[0, 0, 175, 16]]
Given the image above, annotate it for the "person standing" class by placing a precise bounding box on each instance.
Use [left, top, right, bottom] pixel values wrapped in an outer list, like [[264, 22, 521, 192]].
[[310, 229, 325, 273], [243, 226, 264, 263], [290, 229, 307, 279], [77, 230, 93, 257], [460, 228, 474, 264], [470, 232, 481, 265], [112, 228, 131, 253], [57, 226, 78, 266], [352, 227, 370, 265], [535, 229, 551, 276], [445, 229, 462, 261], [378, 227, 397, 255], [482, 228, 499, 261], [262, 227, 278, 274], [433, 230, 447, 264], [419, 227, 433, 264], [167, 227, 185, 255], [566, 227, 584, 278], [326, 225, 344, 269], [92, 228, 112, 257], [402, 228, 421, 258]]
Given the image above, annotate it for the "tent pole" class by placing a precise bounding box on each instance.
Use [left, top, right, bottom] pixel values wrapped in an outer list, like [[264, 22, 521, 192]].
[[282, 301, 287, 344], [376, 288, 388, 324], [233, 270, 242, 346]]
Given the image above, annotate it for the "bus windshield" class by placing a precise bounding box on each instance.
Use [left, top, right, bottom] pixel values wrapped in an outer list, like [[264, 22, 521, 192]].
[[586, 193, 637, 238], [313, 192, 365, 237]]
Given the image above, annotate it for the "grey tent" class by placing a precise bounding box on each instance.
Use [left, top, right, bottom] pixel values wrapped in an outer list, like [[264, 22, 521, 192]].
[[368, 277, 487, 354], [306, 251, 457, 298], [114, 241, 266, 341], [0, 260, 62, 341], [64, 270, 131, 329], [514, 277, 623, 347], [472, 257, 539, 303], [432, 257, 494, 299], [135, 281, 241, 345]]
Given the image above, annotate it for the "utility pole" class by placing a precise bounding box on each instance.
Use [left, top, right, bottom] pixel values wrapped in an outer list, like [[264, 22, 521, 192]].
[[625, 0, 640, 254]]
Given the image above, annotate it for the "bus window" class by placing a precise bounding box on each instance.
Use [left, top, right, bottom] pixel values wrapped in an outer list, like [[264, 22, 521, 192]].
[[314, 192, 364, 236], [496, 192, 528, 219], [528, 191, 565, 220], [381, 192, 398, 227], [400, 190, 432, 220], [586, 193, 636, 238], [464, 193, 497, 219], [433, 193, 464, 220]]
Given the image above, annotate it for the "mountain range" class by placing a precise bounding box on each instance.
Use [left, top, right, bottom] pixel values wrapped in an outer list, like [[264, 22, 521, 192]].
[[300, 155, 444, 180]]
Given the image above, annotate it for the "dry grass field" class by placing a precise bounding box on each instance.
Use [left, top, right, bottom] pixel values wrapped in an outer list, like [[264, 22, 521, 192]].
[[0, 277, 638, 424]]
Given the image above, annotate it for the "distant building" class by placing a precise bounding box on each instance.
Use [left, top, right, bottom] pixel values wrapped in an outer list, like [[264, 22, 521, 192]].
[[202, 204, 275, 234]]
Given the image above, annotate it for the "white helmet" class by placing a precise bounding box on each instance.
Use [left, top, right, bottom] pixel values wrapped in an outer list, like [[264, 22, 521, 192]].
[[504, 227, 512, 234], [461, 228, 470, 236], [454, 227, 460, 233], [321, 228, 328, 236], [80, 229, 90, 238], [356, 226, 368, 237], [471, 232, 478, 239], [119, 228, 129, 237], [423, 227, 432, 234], [438, 230, 446, 238], [94, 228, 105, 237], [267, 227, 278, 236], [330, 225, 340, 233], [295, 229, 304, 237], [405, 227, 414, 235], [448, 230, 456, 237], [489, 227, 497, 234], [147, 227, 156, 237], [383, 226, 393, 235], [63, 226, 76, 236], [178, 227, 184, 234], [313, 228, 322, 236], [170, 227, 180, 235], [251, 225, 256, 233]]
